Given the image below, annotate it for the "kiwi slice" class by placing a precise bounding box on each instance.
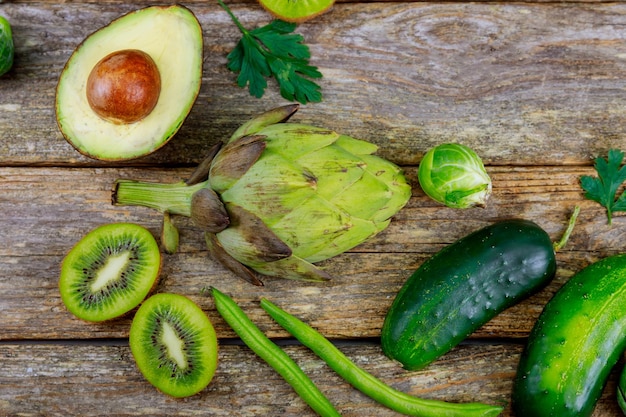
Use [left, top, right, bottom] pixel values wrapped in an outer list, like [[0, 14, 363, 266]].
[[129, 293, 218, 398], [59, 223, 161, 322], [257, 0, 335, 22]]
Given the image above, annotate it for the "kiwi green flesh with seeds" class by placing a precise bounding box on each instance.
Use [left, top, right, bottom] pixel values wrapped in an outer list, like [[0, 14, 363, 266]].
[[59, 223, 161, 322], [129, 293, 218, 398]]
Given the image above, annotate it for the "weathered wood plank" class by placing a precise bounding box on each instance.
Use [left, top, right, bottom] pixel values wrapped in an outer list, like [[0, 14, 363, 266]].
[[3, 2, 626, 415], [0, 342, 622, 416], [0, 165, 615, 340], [6, 0, 621, 4], [1, 3, 626, 166]]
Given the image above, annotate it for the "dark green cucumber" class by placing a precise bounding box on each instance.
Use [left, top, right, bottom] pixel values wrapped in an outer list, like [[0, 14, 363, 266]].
[[513, 254, 626, 417], [618, 364, 626, 415], [381, 219, 556, 371]]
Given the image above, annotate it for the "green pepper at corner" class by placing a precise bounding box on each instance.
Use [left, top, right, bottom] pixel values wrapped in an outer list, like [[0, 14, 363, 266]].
[[0, 15, 14, 76]]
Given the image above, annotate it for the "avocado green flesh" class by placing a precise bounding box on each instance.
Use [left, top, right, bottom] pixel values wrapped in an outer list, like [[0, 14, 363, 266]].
[[55, 5, 203, 161]]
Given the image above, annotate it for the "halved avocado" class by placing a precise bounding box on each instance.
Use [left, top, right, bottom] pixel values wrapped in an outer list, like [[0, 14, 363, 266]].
[[55, 5, 203, 161]]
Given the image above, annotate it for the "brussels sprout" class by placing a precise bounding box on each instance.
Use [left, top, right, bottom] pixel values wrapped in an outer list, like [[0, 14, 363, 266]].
[[418, 143, 491, 209]]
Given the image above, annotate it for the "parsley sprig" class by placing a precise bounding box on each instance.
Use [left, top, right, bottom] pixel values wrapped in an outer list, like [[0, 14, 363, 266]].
[[218, 0, 323, 104], [580, 149, 626, 225]]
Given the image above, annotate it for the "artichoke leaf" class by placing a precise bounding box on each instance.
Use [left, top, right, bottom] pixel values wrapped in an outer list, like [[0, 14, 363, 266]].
[[262, 124, 341, 160], [205, 233, 264, 286], [334, 134, 379, 156], [359, 154, 412, 223], [296, 144, 367, 202], [328, 169, 394, 223], [219, 151, 317, 226], [209, 205, 332, 282], [209, 135, 267, 193], [218, 203, 292, 265], [229, 104, 299, 143], [186, 142, 223, 186], [249, 254, 332, 282], [327, 157, 411, 223], [269, 196, 380, 262], [190, 188, 230, 233]]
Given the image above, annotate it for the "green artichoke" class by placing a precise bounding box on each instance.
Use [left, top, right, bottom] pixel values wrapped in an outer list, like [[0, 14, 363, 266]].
[[113, 105, 411, 285]]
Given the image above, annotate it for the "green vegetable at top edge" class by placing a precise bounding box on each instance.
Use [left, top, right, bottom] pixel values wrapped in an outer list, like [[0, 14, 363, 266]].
[[418, 143, 491, 209], [0, 15, 14, 76], [256, 0, 335, 23]]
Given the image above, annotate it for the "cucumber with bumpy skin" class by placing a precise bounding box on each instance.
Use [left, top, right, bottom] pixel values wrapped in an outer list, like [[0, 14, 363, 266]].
[[381, 219, 556, 371], [513, 254, 626, 417]]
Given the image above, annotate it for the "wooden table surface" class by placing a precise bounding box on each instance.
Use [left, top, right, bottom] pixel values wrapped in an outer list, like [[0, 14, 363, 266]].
[[2, 0, 626, 415]]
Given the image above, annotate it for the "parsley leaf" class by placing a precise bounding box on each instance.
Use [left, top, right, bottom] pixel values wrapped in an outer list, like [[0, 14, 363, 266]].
[[580, 148, 626, 224], [219, 0, 323, 104]]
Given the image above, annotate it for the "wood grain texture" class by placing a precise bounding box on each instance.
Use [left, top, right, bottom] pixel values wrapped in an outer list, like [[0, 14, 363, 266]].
[[2, 1, 626, 416], [0, 165, 613, 341], [1, 3, 626, 166], [0, 342, 622, 417], [0, 343, 511, 416]]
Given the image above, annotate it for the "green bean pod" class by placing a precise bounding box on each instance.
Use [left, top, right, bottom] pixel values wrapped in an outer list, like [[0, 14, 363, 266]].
[[260, 298, 503, 417], [211, 288, 341, 417]]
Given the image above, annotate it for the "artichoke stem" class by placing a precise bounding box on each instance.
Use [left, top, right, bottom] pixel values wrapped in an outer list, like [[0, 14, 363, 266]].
[[113, 179, 208, 217]]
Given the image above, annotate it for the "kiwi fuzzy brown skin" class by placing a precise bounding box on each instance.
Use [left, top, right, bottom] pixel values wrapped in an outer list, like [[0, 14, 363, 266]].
[[129, 293, 219, 398], [58, 223, 162, 323]]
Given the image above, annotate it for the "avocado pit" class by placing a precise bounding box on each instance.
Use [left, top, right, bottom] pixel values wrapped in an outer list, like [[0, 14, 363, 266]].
[[55, 5, 204, 161], [86, 49, 161, 124]]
